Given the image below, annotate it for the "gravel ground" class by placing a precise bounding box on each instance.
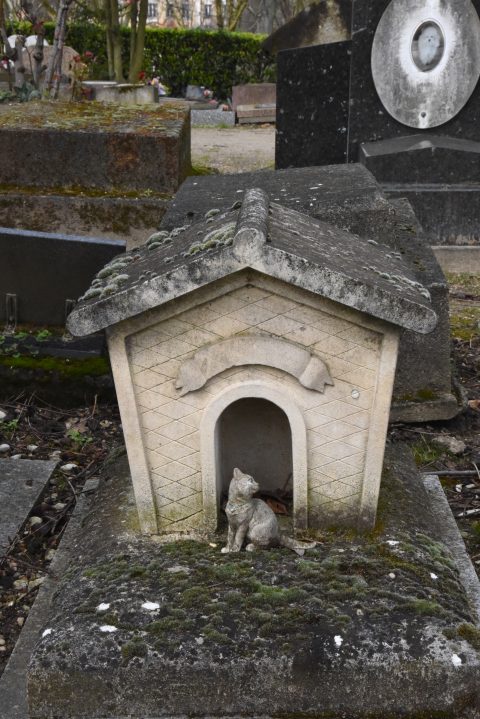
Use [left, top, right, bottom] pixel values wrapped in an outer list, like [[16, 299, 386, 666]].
[[191, 124, 275, 174]]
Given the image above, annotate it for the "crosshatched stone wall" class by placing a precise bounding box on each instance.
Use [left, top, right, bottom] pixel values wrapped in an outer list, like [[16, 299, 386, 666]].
[[125, 281, 385, 533]]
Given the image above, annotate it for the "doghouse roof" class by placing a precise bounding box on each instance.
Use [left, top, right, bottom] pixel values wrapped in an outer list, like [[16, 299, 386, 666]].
[[67, 188, 437, 336]]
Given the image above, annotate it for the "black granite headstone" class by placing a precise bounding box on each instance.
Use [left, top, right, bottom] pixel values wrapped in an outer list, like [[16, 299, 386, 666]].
[[1, 227, 125, 327], [275, 0, 480, 244], [276, 41, 351, 169], [347, 0, 480, 161]]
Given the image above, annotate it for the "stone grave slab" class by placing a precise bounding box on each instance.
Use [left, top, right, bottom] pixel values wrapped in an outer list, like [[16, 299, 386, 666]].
[[0, 459, 57, 556], [236, 103, 276, 124], [0, 227, 125, 327], [0, 192, 168, 249], [190, 109, 235, 126], [159, 165, 458, 422], [0, 101, 190, 194], [26, 448, 480, 718], [231, 83, 276, 111]]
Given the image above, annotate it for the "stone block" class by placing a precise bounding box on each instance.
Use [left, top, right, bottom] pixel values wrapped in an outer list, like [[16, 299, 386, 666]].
[[0, 192, 167, 249], [231, 83, 276, 111], [0, 101, 190, 194], [190, 109, 235, 126], [90, 83, 159, 105], [0, 459, 57, 555], [0, 227, 125, 326], [26, 448, 480, 718], [236, 104, 275, 124]]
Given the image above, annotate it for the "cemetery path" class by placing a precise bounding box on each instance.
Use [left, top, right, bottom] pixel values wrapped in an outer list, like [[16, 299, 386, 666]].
[[191, 125, 275, 174]]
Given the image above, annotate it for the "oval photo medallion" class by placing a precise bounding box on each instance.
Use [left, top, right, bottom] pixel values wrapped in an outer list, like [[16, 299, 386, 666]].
[[371, 0, 480, 129]]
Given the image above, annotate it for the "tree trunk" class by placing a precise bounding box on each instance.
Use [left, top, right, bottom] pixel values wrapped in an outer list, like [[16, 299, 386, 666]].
[[128, 0, 147, 83], [109, 0, 124, 82], [103, 0, 114, 79], [214, 0, 224, 28], [44, 0, 74, 98]]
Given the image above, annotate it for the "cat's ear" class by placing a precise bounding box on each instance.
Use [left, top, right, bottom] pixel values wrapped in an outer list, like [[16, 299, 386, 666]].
[[233, 468, 242, 480]]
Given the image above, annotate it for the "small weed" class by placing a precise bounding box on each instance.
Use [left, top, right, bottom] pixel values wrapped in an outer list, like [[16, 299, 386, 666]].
[[67, 429, 93, 449], [35, 329, 52, 342], [0, 418, 19, 439]]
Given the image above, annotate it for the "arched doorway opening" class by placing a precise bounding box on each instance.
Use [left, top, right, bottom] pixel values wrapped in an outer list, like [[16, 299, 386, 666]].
[[200, 380, 308, 533], [218, 398, 293, 519]]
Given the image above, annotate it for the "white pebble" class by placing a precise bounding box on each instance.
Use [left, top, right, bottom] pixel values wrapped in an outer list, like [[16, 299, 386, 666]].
[[17, 617, 24, 627], [0, 409, 6, 421], [386, 540, 399, 546], [388, 573, 396, 580], [99, 625, 117, 633], [451, 654, 462, 667], [49, 450, 62, 459], [455, 484, 463, 493], [430, 572, 438, 580], [29, 516, 43, 527], [53, 502, 66, 511], [60, 463, 77, 473], [334, 635, 343, 648], [42, 628, 52, 638], [45, 549, 56, 561], [96, 603, 110, 612], [0, 637, 5, 646], [11, 454, 22, 460], [195, 636, 204, 645], [141, 601, 160, 611], [0, 444, 10, 453], [27, 444, 38, 452]]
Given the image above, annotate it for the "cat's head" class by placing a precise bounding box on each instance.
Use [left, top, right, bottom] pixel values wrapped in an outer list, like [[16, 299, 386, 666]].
[[230, 468, 259, 499]]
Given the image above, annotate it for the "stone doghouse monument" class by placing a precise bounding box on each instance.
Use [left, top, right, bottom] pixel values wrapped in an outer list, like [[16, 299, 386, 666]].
[[68, 188, 436, 537]]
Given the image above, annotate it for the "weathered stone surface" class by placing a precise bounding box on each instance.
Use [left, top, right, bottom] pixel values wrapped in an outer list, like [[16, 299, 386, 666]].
[[0, 101, 190, 194], [0, 191, 168, 249], [67, 185, 435, 336], [360, 135, 480, 185], [262, 0, 351, 55], [360, 136, 480, 246], [91, 83, 158, 105], [190, 109, 235, 127], [0, 226, 125, 326], [236, 104, 276, 124], [27, 448, 480, 718], [0, 459, 57, 555], [231, 83, 276, 111], [156, 166, 456, 421]]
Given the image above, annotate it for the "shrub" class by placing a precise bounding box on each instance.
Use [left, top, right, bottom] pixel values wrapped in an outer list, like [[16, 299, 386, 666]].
[[7, 21, 275, 98]]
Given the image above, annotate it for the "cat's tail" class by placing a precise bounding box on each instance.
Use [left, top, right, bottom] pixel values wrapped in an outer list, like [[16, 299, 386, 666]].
[[279, 534, 316, 556]]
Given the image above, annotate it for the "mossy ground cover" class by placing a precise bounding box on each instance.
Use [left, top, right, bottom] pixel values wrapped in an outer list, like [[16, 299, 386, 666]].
[[34, 448, 477, 676], [0, 100, 187, 136]]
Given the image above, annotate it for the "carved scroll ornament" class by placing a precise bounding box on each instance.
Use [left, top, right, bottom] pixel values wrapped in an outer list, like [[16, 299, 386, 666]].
[[175, 335, 333, 396]]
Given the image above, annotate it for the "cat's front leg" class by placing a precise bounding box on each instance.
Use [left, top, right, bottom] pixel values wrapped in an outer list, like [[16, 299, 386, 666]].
[[221, 524, 235, 554], [231, 524, 248, 552]]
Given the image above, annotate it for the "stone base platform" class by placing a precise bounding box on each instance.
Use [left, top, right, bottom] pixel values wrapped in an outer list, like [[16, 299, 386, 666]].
[[25, 446, 480, 718]]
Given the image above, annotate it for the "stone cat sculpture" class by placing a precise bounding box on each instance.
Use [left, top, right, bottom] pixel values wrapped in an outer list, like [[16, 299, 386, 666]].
[[221, 468, 316, 556]]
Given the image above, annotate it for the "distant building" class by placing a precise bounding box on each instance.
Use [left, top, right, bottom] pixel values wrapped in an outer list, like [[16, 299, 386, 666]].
[[146, 0, 217, 28]]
